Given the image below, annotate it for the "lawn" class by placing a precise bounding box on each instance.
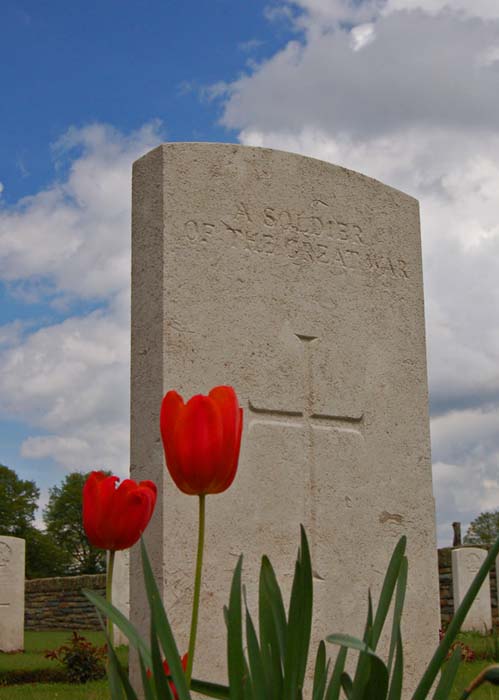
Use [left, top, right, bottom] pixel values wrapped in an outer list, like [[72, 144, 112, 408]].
[[1, 629, 498, 698], [0, 630, 127, 700]]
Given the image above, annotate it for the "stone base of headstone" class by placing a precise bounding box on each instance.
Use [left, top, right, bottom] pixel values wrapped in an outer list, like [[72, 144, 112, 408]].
[[0, 536, 25, 652]]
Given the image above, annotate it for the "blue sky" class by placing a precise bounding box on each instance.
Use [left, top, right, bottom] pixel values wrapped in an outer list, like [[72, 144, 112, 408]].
[[2, 0, 499, 545]]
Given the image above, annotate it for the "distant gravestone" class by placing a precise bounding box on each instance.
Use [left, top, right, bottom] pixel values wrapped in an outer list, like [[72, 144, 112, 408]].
[[110, 550, 129, 646], [452, 547, 491, 631], [130, 143, 440, 694], [0, 536, 25, 652]]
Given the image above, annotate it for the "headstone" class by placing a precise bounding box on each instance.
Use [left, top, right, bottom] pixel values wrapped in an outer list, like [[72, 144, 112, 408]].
[[109, 550, 129, 646], [0, 536, 25, 652], [452, 547, 491, 631], [130, 143, 440, 694]]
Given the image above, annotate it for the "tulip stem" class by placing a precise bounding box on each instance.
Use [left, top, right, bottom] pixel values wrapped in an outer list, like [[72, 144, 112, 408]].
[[106, 549, 115, 649], [186, 494, 206, 687]]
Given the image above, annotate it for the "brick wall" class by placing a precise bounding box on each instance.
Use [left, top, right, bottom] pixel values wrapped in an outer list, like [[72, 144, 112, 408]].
[[25, 574, 106, 630], [438, 547, 498, 629]]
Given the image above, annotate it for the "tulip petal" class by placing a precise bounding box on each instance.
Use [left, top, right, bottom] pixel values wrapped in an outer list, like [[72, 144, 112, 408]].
[[174, 395, 224, 494], [159, 385, 243, 496], [82, 472, 156, 551], [83, 471, 119, 549], [109, 479, 157, 550], [212, 407, 243, 493], [160, 391, 185, 484]]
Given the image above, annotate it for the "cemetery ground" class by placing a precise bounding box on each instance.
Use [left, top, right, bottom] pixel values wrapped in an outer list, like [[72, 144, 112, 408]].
[[0, 630, 127, 698], [0, 630, 497, 699]]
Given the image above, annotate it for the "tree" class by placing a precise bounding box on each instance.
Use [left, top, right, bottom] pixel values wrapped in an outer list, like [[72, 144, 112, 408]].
[[23, 528, 72, 579], [0, 464, 39, 536], [464, 510, 499, 546], [44, 471, 106, 574], [0, 463, 70, 578]]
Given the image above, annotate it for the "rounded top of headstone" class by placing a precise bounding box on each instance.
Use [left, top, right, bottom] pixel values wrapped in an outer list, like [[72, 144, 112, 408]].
[[134, 141, 417, 205], [0, 535, 25, 562], [0, 542, 12, 566]]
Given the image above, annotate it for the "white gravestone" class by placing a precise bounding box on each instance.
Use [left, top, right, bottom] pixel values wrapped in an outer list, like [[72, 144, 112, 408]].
[[130, 143, 440, 695], [110, 550, 129, 646], [452, 547, 491, 632], [0, 536, 25, 652]]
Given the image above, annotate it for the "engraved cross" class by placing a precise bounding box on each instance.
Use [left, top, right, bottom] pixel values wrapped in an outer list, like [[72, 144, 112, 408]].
[[248, 334, 364, 437], [248, 333, 364, 577]]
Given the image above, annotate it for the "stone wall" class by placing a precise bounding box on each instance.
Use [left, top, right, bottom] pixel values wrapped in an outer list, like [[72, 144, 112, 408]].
[[438, 547, 498, 629], [23, 550, 499, 632], [25, 574, 105, 630]]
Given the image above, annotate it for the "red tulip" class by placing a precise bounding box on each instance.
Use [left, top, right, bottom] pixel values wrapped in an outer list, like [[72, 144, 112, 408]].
[[83, 471, 157, 550], [146, 653, 188, 699], [160, 385, 243, 495]]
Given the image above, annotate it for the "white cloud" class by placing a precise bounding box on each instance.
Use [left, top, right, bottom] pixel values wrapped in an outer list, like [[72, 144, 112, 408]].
[[0, 123, 164, 475], [383, 0, 499, 20], [0, 307, 130, 475], [0, 121, 163, 303], [350, 23, 376, 51], [281, 0, 499, 25]]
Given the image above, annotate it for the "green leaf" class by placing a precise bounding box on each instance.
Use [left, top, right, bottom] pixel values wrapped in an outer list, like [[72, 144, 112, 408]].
[[140, 539, 191, 700], [326, 634, 375, 656], [259, 558, 284, 697], [371, 537, 406, 651], [246, 606, 267, 700], [327, 634, 388, 700], [139, 653, 157, 700], [351, 593, 374, 700], [107, 637, 139, 700], [227, 556, 246, 700], [325, 647, 347, 700], [312, 641, 328, 700], [83, 588, 152, 667], [413, 532, 499, 700], [191, 678, 230, 699], [387, 627, 403, 700], [151, 615, 174, 700], [364, 655, 389, 700], [387, 557, 407, 676], [341, 672, 353, 699], [260, 555, 288, 659], [432, 646, 461, 700], [283, 525, 313, 700]]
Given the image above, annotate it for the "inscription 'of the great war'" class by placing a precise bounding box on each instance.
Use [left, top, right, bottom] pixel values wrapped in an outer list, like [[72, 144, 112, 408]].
[[182, 200, 410, 280]]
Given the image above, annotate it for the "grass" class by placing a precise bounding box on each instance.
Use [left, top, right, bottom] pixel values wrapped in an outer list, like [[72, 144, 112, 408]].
[[0, 630, 122, 673], [449, 659, 497, 699], [1, 628, 499, 698], [0, 679, 109, 699]]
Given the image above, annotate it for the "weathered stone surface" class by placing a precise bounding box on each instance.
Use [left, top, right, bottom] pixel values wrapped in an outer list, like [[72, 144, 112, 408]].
[[452, 547, 491, 631], [130, 143, 439, 694], [0, 536, 25, 651]]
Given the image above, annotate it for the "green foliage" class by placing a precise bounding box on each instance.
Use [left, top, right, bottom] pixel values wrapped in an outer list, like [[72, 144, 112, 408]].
[[44, 632, 107, 684], [0, 464, 69, 578], [464, 511, 499, 546], [86, 528, 499, 700], [44, 471, 106, 574], [0, 464, 39, 536], [23, 527, 72, 579]]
